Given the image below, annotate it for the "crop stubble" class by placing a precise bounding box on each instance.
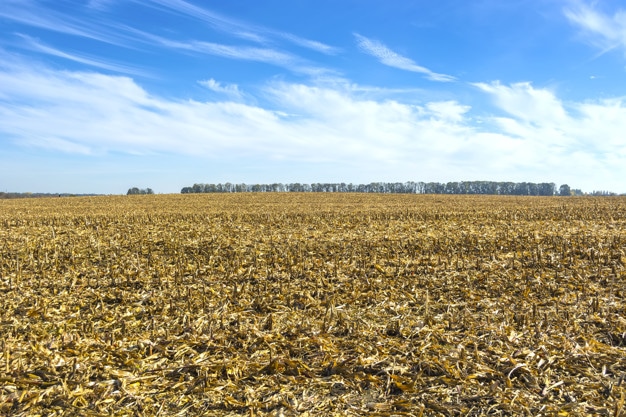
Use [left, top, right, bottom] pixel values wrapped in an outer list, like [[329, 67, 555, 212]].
[[0, 194, 625, 416]]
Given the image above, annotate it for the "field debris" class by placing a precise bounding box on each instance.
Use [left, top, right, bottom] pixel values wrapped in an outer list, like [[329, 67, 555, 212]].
[[1, 194, 625, 416]]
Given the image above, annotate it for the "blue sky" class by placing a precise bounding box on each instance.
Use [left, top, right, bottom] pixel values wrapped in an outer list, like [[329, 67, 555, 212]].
[[1, 0, 626, 194]]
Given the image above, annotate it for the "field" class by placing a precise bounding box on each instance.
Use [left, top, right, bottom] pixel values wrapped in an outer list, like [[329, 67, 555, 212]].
[[1, 193, 625, 416]]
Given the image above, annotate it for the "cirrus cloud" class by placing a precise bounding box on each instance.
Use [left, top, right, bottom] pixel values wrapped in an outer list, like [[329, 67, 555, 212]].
[[354, 33, 455, 82], [565, 1, 626, 56]]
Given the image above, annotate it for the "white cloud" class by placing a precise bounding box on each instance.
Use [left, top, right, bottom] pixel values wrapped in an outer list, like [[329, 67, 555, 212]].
[[475, 80, 626, 189], [574, 98, 626, 153], [193, 41, 293, 63], [24, 136, 94, 155], [87, 0, 116, 10], [278, 34, 341, 55], [354, 33, 455, 82], [145, 0, 339, 54], [425, 101, 470, 123], [0, 63, 475, 169], [1, 0, 338, 72], [473, 81, 569, 126], [15, 34, 150, 77], [565, 1, 626, 56], [198, 78, 242, 98], [130, 30, 333, 76], [474, 82, 574, 153], [0, 1, 133, 47], [0, 61, 625, 192]]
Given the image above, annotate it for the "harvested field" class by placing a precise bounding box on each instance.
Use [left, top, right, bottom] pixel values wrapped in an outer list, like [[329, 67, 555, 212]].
[[1, 193, 625, 416]]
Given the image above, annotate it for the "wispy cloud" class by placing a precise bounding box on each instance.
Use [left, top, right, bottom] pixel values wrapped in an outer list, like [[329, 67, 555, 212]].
[[354, 33, 455, 82], [87, 0, 117, 10], [198, 78, 242, 98], [144, 0, 339, 54], [144, 0, 258, 40], [564, 1, 626, 56], [278, 34, 341, 55], [1, 55, 625, 192], [475, 81, 626, 163], [0, 1, 132, 47], [15, 34, 150, 77], [0, 60, 474, 168], [473, 81, 569, 126], [130, 29, 333, 76], [194, 42, 295, 65], [1, 0, 339, 80]]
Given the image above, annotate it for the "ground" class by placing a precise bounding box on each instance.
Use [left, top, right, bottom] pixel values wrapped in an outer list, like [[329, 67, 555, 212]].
[[1, 194, 625, 416]]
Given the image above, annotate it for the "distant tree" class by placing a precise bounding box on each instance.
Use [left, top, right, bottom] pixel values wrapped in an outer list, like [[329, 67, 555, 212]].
[[445, 182, 459, 194], [538, 183, 556, 196], [177, 180, 587, 196], [127, 187, 154, 195], [591, 190, 616, 196]]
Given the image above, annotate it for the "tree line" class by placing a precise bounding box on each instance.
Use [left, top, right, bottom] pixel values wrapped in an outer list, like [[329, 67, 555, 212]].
[[0, 192, 99, 199], [180, 181, 583, 196], [126, 187, 154, 195]]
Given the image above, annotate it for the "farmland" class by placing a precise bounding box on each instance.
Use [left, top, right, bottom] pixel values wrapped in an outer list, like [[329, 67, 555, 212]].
[[1, 194, 625, 416]]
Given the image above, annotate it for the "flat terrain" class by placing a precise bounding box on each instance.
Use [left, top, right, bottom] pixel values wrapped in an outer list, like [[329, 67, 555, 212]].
[[1, 194, 625, 416]]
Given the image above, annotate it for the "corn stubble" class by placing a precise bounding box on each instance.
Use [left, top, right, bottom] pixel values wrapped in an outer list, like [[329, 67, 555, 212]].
[[0, 194, 625, 416]]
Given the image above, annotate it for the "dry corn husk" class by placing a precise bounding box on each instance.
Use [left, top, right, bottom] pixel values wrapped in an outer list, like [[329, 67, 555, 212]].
[[1, 194, 625, 416]]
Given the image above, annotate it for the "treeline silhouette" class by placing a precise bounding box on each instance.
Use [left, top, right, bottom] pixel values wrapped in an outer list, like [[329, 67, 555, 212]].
[[127, 187, 154, 195], [0, 192, 99, 199], [181, 181, 575, 196]]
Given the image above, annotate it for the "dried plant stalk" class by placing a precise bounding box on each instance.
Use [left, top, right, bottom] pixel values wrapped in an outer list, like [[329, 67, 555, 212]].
[[0, 194, 625, 416]]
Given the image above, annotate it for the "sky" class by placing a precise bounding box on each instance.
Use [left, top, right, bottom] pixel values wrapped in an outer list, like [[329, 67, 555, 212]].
[[1, 0, 626, 194]]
